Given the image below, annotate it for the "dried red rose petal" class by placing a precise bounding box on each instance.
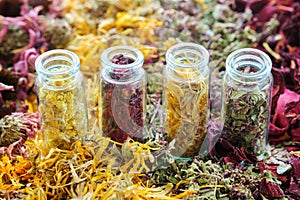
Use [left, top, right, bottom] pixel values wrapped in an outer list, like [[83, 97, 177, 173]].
[[257, 162, 289, 183], [288, 176, 300, 197], [281, 5, 300, 47], [213, 138, 256, 164], [285, 101, 300, 124], [290, 156, 300, 181], [259, 178, 284, 198], [271, 69, 286, 112], [288, 156, 300, 197], [269, 88, 300, 144], [255, 4, 276, 22], [100, 53, 145, 143]]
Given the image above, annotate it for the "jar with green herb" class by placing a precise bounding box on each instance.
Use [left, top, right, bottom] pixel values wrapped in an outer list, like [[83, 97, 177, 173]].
[[99, 46, 146, 143], [35, 49, 89, 156], [164, 42, 210, 157], [221, 48, 273, 156]]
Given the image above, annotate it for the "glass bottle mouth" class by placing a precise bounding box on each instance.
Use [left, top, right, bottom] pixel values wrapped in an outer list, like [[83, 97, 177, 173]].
[[100, 46, 144, 70], [35, 49, 80, 80], [166, 42, 209, 72], [226, 48, 272, 84]]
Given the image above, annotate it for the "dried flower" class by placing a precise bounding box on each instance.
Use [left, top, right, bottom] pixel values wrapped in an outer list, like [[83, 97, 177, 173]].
[[0, 112, 39, 146], [0, 25, 29, 66], [100, 53, 146, 143], [0, 154, 32, 192], [164, 77, 208, 157], [0, 112, 39, 158], [1, 0, 299, 199], [42, 17, 72, 48], [164, 44, 209, 158], [146, 157, 271, 199], [259, 177, 284, 198], [269, 88, 300, 145], [37, 76, 88, 152], [222, 88, 271, 155], [35, 50, 88, 156]]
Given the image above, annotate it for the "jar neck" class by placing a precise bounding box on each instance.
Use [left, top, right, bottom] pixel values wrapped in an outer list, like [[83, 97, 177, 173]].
[[100, 46, 144, 82], [165, 42, 209, 80], [226, 48, 272, 85], [35, 49, 80, 87]]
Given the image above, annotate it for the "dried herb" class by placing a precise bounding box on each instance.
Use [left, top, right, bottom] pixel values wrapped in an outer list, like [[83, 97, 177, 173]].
[[1, 0, 299, 199], [212, 138, 257, 165], [0, 112, 39, 158], [100, 54, 145, 143], [222, 86, 271, 156], [251, 0, 300, 153], [42, 18, 72, 48], [37, 65, 88, 155], [269, 88, 300, 146], [164, 56, 209, 158], [0, 25, 29, 66], [145, 158, 273, 199], [0, 115, 27, 147], [0, 133, 194, 199], [0, 155, 32, 193]]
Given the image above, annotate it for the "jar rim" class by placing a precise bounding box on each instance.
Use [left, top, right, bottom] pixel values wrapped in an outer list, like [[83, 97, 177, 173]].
[[35, 49, 80, 76], [226, 48, 272, 82], [100, 46, 144, 69], [166, 42, 209, 69]]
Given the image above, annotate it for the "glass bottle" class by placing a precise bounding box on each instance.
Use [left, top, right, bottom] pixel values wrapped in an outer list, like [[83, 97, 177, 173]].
[[164, 42, 210, 157], [35, 49, 88, 156], [99, 46, 146, 143], [221, 48, 273, 156]]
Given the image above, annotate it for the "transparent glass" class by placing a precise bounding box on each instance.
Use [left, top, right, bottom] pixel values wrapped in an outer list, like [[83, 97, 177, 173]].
[[35, 49, 88, 156], [221, 48, 273, 156], [99, 46, 146, 143], [164, 42, 210, 157]]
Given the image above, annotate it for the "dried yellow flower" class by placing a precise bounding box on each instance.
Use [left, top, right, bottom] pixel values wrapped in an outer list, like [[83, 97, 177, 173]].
[[164, 43, 210, 157], [35, 50, 88, 156], [165, 77, 208, 157]]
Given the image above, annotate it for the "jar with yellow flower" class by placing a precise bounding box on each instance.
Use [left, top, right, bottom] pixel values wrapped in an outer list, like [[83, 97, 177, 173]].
[[164, 42, 210, 157]]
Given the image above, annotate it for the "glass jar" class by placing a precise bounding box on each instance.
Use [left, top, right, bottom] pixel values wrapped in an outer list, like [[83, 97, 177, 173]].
[[35, 49, 89, 156], [99, 46, 146, 143], [221, 48, 273, 156], [164, 42, 210, 157]]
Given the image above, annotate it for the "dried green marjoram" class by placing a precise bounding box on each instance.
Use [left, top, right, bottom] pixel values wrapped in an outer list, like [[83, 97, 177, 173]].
[[222, 66, 271, 155], [145, 158, 267, 199]]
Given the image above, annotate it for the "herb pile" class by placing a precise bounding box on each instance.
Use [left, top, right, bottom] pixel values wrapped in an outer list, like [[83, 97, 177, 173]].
[[0, 0, 299, 199]]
